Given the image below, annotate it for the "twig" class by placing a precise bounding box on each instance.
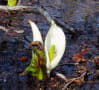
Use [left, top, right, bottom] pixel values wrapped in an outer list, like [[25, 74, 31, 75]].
[[54, 19, 75, 34], [18, 71, 28, 76], [59, 63, 79, 66], [85, 80, 99, 84], [55, 72, 68, 82], [0, 25, 24, 33], [17, 0, 21, 6], [0, 6, 52, 22], [62, 72, 87, 90], [0, 6, 75, 33], [0, 26, 9, 32], [75, 1, 99, 13]]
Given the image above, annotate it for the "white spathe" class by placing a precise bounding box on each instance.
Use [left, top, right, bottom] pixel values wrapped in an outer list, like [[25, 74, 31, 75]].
[[29, 20, 66, 74], [29, 20, 43, 44]]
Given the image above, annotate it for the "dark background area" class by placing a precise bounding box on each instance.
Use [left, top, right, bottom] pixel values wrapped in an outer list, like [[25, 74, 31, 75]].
[[0, 0, 99, 90]]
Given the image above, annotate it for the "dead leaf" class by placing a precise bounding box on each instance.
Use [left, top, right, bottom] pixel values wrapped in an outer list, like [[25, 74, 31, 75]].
[[72, 53, 83, 63], [50, 77, 55, 81], [19, 56, 28, 61], [94, 56, 99, 63], [81, 48, 89, 54]]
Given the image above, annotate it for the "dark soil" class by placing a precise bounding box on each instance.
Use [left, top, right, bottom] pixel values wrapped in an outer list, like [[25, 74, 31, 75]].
[[0, 0, 99, 90]]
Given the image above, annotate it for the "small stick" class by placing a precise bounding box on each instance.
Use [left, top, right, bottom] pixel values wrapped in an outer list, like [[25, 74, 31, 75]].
[[59, 63, 79, 66], [62, 72, 87, 90], [0, 26, 9, 32], [0, 25, 24, 33], [0, 6, 75, 33], [55, 72, 68, 82]]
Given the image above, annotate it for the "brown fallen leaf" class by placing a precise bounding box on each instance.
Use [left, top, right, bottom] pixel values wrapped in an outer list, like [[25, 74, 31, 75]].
[[50, 77, 55, 81], [81, 48, 89, 54], [72, 53, 83, 63], [19, 56, 28, 61]]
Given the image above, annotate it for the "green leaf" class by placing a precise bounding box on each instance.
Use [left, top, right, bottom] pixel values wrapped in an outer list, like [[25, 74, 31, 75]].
[[25, 48, 46, 80], [37, 69, 44, 80], [8, 0, 17, 6], [48, 45, 56, 62], [38, 50, 44, 58]]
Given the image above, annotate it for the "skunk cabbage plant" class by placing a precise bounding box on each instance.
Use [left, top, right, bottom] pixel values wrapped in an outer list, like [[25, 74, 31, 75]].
[[26, 20, 66, 80], [8, 0, 20, 6]]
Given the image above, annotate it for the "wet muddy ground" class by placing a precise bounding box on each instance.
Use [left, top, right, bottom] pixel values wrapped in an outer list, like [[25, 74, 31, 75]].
[[0, 0, 99, 90]]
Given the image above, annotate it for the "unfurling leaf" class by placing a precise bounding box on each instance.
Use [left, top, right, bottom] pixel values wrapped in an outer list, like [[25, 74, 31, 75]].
[[26, 48, 38, 74], [26, 48, 47, 80], [8, 0, 18, 6], [48, 45, 56, 62], [37, 69, 44, 80]]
